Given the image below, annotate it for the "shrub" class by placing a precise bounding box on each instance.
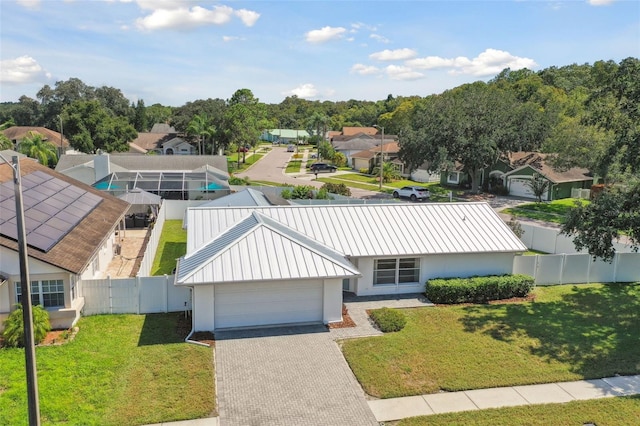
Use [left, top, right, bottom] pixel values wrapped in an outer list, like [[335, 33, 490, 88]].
[[359, 168, 369, 175], [321, 182, 351, 196], [291, 185, 315, 199], [425, 274, 534, 304], [2, 304, 51, 347], [369, 308, 407, 332], [228, 175, 250, 185], [280, 188, 292, 199]]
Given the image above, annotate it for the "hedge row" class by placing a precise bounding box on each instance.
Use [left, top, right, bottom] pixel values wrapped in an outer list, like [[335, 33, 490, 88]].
[[425, 274, 534, 304]]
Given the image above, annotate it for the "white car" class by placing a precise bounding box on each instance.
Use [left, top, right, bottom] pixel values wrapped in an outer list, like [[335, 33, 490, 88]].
[[392, 186, 431, 201]]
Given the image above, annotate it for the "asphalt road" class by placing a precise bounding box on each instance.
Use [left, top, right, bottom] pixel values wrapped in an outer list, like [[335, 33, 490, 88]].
[[234, 145, 386, 199]]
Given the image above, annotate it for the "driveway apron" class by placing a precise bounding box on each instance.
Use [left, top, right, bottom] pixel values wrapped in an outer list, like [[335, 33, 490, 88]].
[[215, 325, 378, 426]]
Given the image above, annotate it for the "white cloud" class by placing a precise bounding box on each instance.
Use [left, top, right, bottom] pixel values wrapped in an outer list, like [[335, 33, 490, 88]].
[[385, 65, 424, 81], [407, 48, 537, 76], [133, 3, 259, 31], [370, 34, 390, 44], [350, 64, 380, 75], [16, 0, 40, 9], [235, 9, 260, 27], [588, 0, 615, 5], [370, 48, 417, 61], [285, 84, 319, 99], [0, 56, 51, 84], [223, 35, 242, 42], [305, 26, 346, 43]]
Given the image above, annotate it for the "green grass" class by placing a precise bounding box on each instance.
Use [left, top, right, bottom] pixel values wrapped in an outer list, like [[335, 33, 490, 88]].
[[150, 220, 187, 276], [342, 283, 640, 399], [398, 396, 640, 426], [524, 249, 549, 255], [0, 314, 215, 425], [285, 160, 302, 173], [227, 153, 264, 173], [502, 198, 589, 224]]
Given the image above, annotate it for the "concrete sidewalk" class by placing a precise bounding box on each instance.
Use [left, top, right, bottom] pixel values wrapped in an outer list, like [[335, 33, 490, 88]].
[[368, 374, 640, 422]]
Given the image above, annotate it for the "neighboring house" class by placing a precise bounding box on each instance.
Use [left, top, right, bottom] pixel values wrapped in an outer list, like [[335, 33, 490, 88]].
[[261, 129, 310, 144], [340, 127, 378, 137], [55, 153, 230, 200], [2, 126, 70, 155], [332, 133, 398, 167], [0, 157, 129, 330], [161, 137, 196, 155], [410, 161, 441, 183], [351, 142, 403, 174], [436, 152, 593, 200], [503, 154, 593, 201], [176, 203, 526, 331]]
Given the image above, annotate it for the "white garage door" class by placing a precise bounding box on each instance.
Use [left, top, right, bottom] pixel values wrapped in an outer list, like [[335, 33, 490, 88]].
[[214, 280, 323, 329], [508, 178, 536, 199]]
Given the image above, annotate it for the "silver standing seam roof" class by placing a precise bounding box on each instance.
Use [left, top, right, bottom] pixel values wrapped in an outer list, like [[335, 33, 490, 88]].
[[176, 211, 360, 285], [185, 202, 527, 258]]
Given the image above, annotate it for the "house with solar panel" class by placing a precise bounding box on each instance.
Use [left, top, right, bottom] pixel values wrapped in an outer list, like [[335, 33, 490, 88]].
[[0, 157, 129, 330], [175, 203, 527, 331]]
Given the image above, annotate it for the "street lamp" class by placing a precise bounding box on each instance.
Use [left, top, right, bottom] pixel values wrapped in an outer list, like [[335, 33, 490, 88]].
[[0, 154, 41, 425], [373, 125, 384, 190]]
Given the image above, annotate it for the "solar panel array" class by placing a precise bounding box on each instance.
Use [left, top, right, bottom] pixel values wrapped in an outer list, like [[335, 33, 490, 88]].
[[0, 171, 103, 252]]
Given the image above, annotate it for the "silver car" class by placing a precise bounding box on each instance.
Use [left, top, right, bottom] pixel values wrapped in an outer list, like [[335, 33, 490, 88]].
[[392, 186, 431, 201]]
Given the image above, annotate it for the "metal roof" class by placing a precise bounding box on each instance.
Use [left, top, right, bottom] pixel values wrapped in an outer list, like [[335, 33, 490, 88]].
[[176, 211, 359, 285], [185, 203, 527, 257], [199, 188, 271, 208]]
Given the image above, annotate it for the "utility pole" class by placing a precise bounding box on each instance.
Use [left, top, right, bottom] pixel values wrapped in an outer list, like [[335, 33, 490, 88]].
[[0, 154, 41, 425]]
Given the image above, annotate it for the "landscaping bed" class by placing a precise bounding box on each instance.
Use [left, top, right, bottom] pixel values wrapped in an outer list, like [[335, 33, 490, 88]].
[[342, 283, 640, 399]]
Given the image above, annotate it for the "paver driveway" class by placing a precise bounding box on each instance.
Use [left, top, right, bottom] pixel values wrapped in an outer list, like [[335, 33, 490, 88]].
[[215, 325, 378, 426]]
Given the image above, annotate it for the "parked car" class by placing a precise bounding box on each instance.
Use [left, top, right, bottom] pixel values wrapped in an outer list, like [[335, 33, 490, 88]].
[[393, 186, 431, 201], [287, 144, 296, 152], [310, 162, 337, 173]]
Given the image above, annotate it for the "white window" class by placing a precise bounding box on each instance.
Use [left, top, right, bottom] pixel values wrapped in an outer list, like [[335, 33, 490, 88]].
[[15, 279, 65, 308], [447, 172, 460, 184], [373, 258, 420, 286]]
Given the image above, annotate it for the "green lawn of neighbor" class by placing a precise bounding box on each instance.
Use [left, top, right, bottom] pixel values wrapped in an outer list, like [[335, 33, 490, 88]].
[[398, 396, 640, 426], [502, 198, 589, 224], [227, 153, 264, 173], [342, 283, 640, 399], [285, 160, 302, 173], [0, 314, 215, 425], [151, 220, 187, 276]]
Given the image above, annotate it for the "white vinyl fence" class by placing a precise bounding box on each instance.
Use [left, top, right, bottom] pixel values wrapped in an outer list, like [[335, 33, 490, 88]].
[[80, 275, 191, 315], [571, 188, 591, 199], [513, 253, 640, 285], [519, 223, 634, 255], [137, 199, 209, 277]]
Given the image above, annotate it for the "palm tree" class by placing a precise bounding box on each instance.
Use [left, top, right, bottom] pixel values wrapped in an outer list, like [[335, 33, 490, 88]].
[[0, 134, 13, 150], [18, 131, 58, 166], [186, 114, 215, 155]]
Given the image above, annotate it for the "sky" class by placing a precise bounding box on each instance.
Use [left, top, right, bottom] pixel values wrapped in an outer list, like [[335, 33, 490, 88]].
[[1, 0, 639, 107]]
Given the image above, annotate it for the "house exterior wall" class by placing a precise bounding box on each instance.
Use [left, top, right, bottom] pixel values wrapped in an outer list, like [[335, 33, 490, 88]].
[[553, 180, 594, 200], [352, 157, 372, 172], [323, 279, 342, 323], [353, 253, 517, 296], [193, 285, 215, 331]]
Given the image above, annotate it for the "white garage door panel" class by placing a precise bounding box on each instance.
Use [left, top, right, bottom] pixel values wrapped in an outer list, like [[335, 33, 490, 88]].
[[509, 178, 535, 198], [214, 280, 323, 329]]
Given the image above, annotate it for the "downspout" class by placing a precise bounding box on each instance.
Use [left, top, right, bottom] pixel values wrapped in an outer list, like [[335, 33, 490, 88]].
[[184, 286, 209, 347]]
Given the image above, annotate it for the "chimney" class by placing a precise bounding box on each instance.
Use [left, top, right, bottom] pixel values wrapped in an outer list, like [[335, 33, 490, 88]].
[[94, 150, 111, 182]]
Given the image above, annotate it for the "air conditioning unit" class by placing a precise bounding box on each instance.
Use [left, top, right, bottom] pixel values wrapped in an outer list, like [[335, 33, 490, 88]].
[[114, 244, 121, 255]]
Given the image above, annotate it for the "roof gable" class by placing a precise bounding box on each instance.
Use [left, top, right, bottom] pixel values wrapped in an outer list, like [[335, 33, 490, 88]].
[[177, 212, 358, 284]]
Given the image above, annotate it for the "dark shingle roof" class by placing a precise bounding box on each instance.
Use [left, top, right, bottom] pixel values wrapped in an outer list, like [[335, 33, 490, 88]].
[[0, 158, 129, 274]]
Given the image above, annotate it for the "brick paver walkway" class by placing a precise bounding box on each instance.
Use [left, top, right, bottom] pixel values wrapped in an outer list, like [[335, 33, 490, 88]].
[[215, 325, 378, 426]]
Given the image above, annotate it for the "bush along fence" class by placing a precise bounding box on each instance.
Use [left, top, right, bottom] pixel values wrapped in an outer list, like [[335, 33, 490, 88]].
[[425, 274, 534, 304]]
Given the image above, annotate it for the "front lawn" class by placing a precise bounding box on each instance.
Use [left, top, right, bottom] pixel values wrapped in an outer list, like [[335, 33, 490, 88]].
[[285, 160, 302, 173], [0, 314, 215, 425], [399, 396, 640, 426], [502, 198, 589, 224], [342, 283, 640, 399], [151, 219, 187, 276]]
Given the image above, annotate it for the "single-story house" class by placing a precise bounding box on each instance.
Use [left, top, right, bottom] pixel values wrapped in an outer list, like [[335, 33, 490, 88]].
[[176, 203, 526, 331], [2, 126, 71, 156], [435, 152, 594, 200], [351, 142, 404, 174], [261, 129, 310, 144], [55, 153, 230, 200], [332, 133, 398, 167], [128, 124, 179, 154], [0, 157, 129, 330]]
